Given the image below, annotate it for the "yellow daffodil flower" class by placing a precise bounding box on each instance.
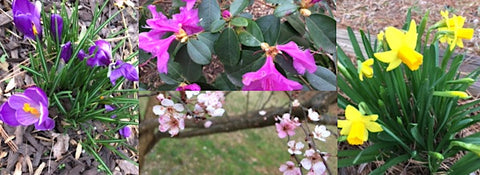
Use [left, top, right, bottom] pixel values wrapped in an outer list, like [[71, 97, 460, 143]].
[[438, 11, 474, 50], [338, 105, 383, 145], [374, 20, 423, 71], [358, 59, 374, 81]]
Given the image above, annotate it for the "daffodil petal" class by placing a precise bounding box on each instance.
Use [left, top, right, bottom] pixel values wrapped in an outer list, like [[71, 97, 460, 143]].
[[345, 105, 362, 121], [405, 20, 418, 49], [365, 114, 378, 121], [386, 58, 402, 71], [366, 121, 383, 132], [385, 27, 404, 50], [374, 50, 397, 63]]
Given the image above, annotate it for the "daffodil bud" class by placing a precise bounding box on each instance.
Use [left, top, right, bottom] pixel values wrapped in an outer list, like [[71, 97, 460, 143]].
[[450, 141, 480, 157], [447, 78, 475, 85], [433, 91, 470, 99]]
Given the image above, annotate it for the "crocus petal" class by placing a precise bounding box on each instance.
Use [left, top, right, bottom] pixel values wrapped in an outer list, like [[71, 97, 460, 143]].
[[78, 49, 88, 61], [120, 62, 139, 82], [119, 126, 131, 137], [109, 66, 124, 85], [87, 40, 112, 67], [13, 14, 38, 39], [7, 94, 34, 110], [60, 41, 72, 62], [23, 86, 48, 105], [34, 116, 54, 130], [0, 102, 21, 126], [12, 0, 42, 39], [50, 14, 63, 42], [15, 108, 39, 125]]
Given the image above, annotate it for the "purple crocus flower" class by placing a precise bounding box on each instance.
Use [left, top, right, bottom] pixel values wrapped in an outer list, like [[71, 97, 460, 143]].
[[50, 14, 63, 42], [0, 86, 54, 130], [176, 83, 201, 91], [105, 104, 117, 118], [60, 41, 72, 62], [139, 0, 203, 73], [78, 49, 88, 61], [12, 0, 42, 39], [276, 41, 317, 74], [109, 60, 139, 85], [242, 56, 303, 91], [87, 40, 112, 67], [119, 126, 131, 138]]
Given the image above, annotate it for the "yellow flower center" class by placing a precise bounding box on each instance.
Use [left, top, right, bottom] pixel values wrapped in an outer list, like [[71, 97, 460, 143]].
[[23, 103, 40, 117], [347, 120, 366, 145], [261, 43, 280, 58], [175, 28, 189, 43], [32, 23, 38, 36], [398, 45, 423, 71]]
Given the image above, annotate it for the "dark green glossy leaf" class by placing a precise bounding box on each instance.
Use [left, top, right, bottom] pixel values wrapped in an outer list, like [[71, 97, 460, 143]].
[[229, 0, 249, 16], [210, 19, 226, 33], [230, 17, 248, 27], [214, 28, 241, 66], [197, 32, 219, 53], [305, 66, 336, 91], [238, 30, 261, 47], [256, 15, 280, 45], [286, 13, 305, 35], [274, 3, 298, 17], [198, 0, 221, 31], [214, 73, 238, 90], [187, 39, 211, 65], [159, 61, 183, 85], [306, 14, 336, 53], [175, 46, 202, 82], [246, 20, 264, 43], [266, 0, 292, 4], [225, 50, 265, 86]]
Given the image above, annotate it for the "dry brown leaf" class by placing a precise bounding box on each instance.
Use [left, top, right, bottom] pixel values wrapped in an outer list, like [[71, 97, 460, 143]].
[[5, 78, 16, 93], [117, 160, 139, 175], [52, 133, 70, 160], [14, 159, 22, 175], [0, 61, 8, 72], [34, 162, 46, 175], [75, 141, 82, 160]]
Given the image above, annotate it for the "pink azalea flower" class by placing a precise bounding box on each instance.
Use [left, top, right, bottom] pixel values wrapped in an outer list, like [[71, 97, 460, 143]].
[[276, 41, 317, 74], [139, 0, 202, 74], [279, 161, 301, 175], [176, 83, 201, 91], [242, 56, 303, 91], [275, 113, 301, 138], [300, 149, 327, 174]]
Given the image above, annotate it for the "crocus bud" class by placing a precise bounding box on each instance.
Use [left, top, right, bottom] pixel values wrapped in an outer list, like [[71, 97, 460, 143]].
[[12, 0, 43, 39], [87, 40, 112, 67], [50, 14, 63, 42], [60, 41, 72, 62]]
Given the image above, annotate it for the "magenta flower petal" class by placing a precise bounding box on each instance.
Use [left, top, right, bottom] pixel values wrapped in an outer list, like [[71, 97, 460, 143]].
[[183, 0, 196, 10], [156, 36, 176, 73], [222, 10, 232, 19], [242, 56, 303, 91], [0, 103, 21, 126], [13, 0, 42, 39], [50, 14, 63, 42], [119, 126, 131, 137], [60, 41, 73, 62], [176, 83, 201, 91], [276, 41, 317, 74]]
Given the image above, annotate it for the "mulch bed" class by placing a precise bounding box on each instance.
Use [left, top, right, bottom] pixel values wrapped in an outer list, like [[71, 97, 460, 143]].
[[0, 0, 139, 174]]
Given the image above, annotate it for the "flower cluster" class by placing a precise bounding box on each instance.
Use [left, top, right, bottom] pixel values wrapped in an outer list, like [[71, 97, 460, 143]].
[[242, 42, 316, 91], [139, 0, 203, 73], [153, 96, 186, 137], [275, 113, 301, 138], [0, 87, 54, 130], [193, 91, 225, 117], [280, 141, 329, 175]]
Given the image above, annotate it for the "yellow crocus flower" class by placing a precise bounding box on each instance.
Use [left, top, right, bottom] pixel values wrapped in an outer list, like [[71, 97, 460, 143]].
[[338, 105, 383, 145], [438, 11, 474, 50], [374, 20, 423, 71], [358, 59, 374, 81]]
